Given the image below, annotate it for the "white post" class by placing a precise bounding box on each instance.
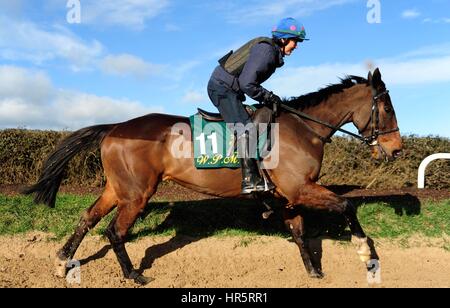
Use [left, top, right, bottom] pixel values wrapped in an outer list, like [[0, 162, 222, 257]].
[[418, 153, 450, 189]]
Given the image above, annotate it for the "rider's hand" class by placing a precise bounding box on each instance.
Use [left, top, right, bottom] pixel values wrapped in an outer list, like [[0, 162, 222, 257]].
[[264, 92, 283, 107]]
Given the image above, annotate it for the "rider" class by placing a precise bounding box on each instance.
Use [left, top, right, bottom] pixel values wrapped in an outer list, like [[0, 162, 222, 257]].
[[207, 17, 308, 194]]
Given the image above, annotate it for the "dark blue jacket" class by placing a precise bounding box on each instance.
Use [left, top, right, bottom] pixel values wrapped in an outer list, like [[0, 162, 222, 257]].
[[210, 41, 284, 103]]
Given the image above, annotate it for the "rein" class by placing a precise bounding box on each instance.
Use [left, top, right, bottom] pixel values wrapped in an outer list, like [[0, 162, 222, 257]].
[[278, 90, 399, 146]]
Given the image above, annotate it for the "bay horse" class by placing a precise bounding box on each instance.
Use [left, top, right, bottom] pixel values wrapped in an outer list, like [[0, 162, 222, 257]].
[[24, 68, 402, 285]]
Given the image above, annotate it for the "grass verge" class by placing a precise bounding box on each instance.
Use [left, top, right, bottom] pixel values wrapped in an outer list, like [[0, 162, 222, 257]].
[[0, 193, 449, 242]]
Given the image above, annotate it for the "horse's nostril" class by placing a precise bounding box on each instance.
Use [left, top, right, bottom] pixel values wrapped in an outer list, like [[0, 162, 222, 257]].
[[393, 150, 403, 158]]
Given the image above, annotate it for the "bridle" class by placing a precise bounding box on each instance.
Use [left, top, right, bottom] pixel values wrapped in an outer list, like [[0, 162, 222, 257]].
[[357, 90, 400, 146], [277, 89, 400, 146]]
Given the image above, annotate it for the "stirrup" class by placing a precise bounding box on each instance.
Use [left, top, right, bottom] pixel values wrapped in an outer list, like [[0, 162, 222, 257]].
[[240, 167, 275, 194], [259, 168, 275, 192], [263, 179, 275, 192], [241, 182, 266, 194]]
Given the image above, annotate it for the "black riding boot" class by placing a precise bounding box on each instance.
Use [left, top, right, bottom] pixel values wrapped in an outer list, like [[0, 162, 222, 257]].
[[240, 158, 266, 194], [238, 132, 266, 194]]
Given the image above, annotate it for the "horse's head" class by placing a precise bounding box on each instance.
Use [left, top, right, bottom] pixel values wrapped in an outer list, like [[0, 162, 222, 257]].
[[353, 68, 403, 161]]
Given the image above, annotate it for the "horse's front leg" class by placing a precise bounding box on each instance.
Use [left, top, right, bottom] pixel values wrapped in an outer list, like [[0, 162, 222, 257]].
[[283, 208, 323, 278], [344, 201, 372, 264], [289, 183, 372, 268]]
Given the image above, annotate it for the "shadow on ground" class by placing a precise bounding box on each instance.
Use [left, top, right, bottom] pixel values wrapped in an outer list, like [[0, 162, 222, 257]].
[[80, 185, 421, 274], [133, 185, 422, 239]]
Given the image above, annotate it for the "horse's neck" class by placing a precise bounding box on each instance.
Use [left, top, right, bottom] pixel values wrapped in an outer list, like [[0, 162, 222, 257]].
[[300, 86, 363, 139]]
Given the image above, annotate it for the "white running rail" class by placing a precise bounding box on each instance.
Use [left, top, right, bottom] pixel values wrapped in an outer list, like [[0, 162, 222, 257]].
[[418, 153, 450, 189]]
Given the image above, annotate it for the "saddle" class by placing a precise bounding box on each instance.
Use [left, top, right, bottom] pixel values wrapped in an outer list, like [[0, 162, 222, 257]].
[[195, 105, 275, 160], [197, 106, 256, 122], [196, 105, 272, 125]]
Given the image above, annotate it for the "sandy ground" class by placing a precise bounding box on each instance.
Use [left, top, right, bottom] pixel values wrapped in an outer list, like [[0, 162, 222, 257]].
[[0, 232, 449, 288], [1, 185, 449, 288]]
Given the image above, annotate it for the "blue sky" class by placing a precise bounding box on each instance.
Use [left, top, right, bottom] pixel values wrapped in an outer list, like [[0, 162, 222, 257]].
[[0, 0, 450, 137]]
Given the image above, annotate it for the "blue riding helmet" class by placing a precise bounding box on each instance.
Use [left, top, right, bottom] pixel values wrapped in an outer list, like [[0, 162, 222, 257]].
[[272, 17, 309, 41]]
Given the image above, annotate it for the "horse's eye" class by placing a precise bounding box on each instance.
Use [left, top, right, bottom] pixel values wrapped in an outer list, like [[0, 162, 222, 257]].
[[384, 106, 392, 113]]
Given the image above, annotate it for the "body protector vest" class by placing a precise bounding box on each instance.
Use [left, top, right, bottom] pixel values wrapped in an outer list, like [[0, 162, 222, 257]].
[[218, 37, 275, 77]]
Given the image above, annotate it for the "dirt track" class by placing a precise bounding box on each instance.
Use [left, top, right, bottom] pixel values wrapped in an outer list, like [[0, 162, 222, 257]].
[[1, 184, 449, 288], [0, 232, 449, 288]]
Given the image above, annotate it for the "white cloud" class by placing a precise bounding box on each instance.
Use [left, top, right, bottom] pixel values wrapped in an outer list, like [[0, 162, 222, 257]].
[[267, 43, 450, 98], [182, 90, 207, 104], [0, 14, 200, 78], [0, 16, 103, 70], [165, 23, 182, 32], [220, 0, 356, 24], [99, 54, 200, 81], [53, 91, 163, 129], [268, 62, 366, 97], [402, 9, 421, 19], [0, 66, 53, 105], [162, 60, 202, 82], [379, 56, 450, 85], [0, 66, 163, 130], [423, 17, 450, 24], [100, 54, 165, 78], [397, 42, 450, 59], [82, 0, 170, 29]]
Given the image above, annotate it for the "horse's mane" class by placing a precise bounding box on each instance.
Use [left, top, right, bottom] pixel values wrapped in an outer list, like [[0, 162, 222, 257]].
[[285, 75, 368, 110]]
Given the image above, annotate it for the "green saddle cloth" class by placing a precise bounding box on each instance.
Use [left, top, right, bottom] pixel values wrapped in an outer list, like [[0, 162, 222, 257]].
[[189, 114, 268, 169]]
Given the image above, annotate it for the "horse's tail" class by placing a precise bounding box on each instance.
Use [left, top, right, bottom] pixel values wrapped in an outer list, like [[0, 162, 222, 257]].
[[22, 124, 114, 208]]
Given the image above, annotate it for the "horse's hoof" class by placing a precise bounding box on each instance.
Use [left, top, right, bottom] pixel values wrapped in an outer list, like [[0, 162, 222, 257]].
[[309, 270, 324, 279], [129, 271, 154, 286], [54, 257, 68, 278], [134, 275, 154, 286]]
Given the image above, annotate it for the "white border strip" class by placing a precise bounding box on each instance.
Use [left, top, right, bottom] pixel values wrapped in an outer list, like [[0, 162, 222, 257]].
[[418, 153, 450, 189]]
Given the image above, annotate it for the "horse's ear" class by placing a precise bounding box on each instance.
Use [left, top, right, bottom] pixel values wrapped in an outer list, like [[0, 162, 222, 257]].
[[372, 68, 382, 85], [367, 71, 373, 85]]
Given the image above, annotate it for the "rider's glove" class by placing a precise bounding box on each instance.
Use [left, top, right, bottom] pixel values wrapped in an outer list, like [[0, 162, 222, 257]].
[[263, 92, 283, 108]]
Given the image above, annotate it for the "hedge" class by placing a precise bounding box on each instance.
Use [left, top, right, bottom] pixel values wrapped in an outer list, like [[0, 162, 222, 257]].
[[1, 129, 449, 190]]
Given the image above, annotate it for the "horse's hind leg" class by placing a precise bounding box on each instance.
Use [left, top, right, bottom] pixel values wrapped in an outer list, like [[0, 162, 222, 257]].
[[55, 184, 117, 277], [105, 195, 152, 285], [283, 208, 323, 278]]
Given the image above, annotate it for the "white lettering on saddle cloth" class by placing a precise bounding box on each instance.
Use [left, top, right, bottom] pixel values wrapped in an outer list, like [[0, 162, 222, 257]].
[[189, 115, 279, 169], [168, 117, 280, 169]]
